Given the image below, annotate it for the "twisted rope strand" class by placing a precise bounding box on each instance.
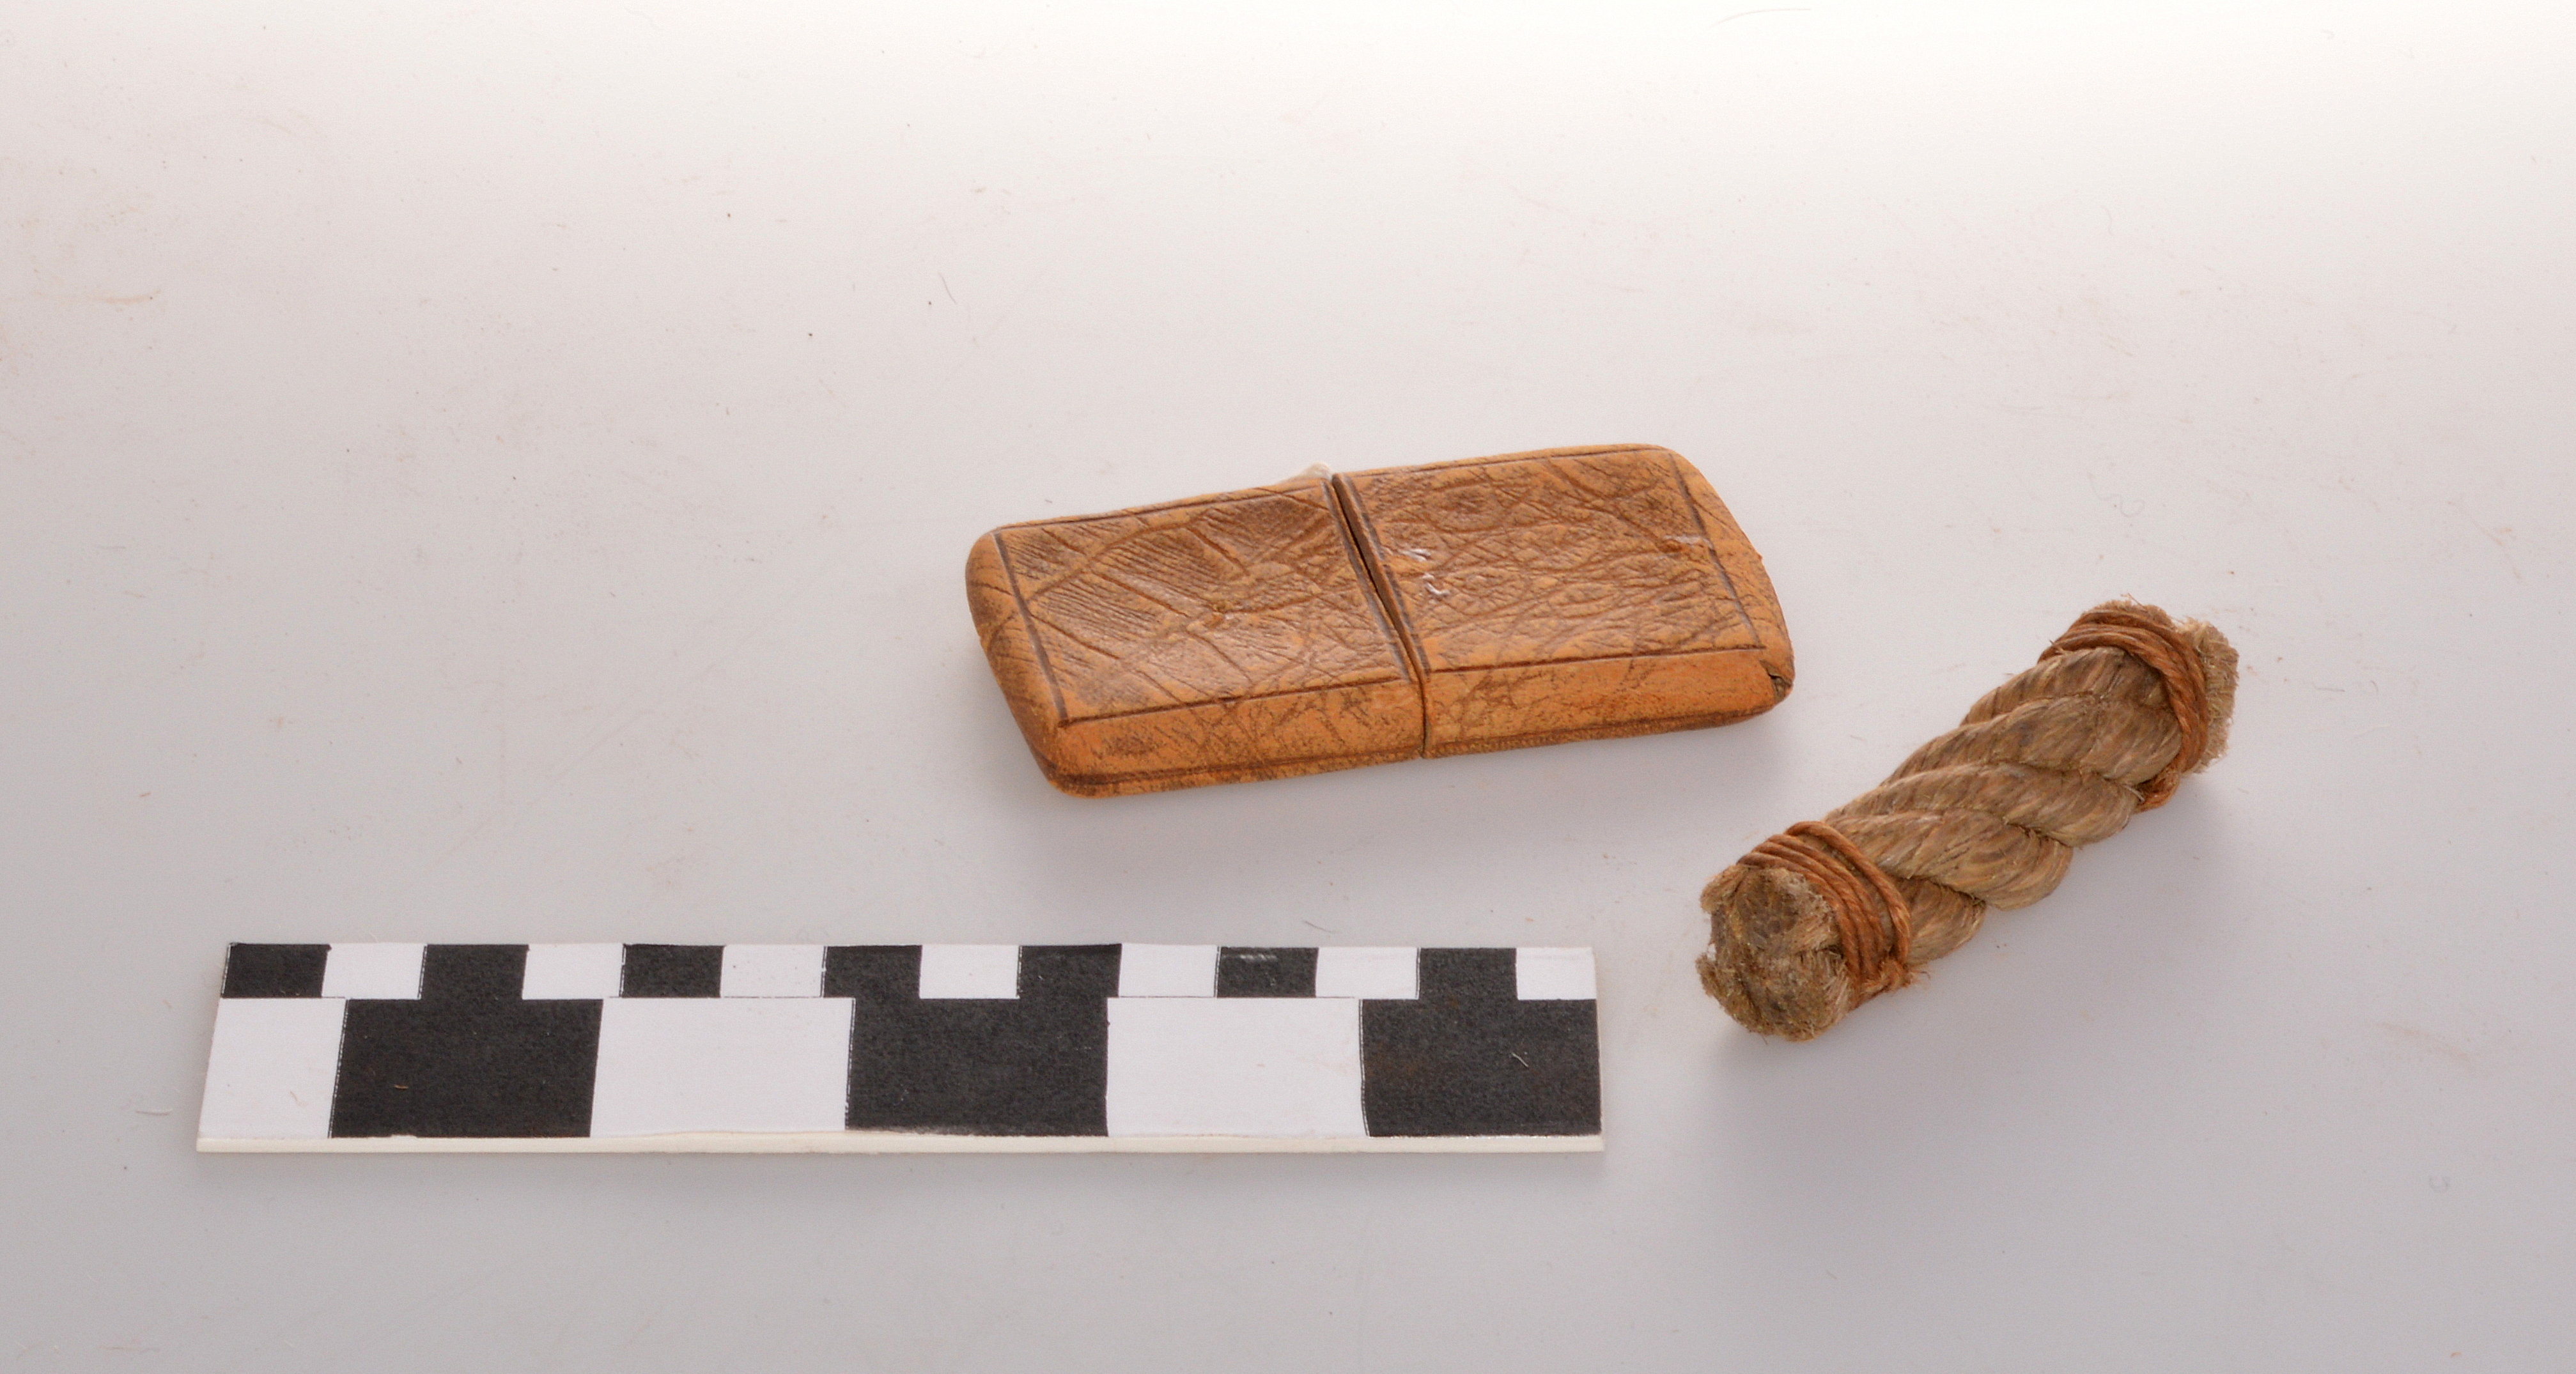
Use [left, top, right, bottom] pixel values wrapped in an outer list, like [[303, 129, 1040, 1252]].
[[2041, 604, 2211, 808], [1696, 600, 2237, 1040]]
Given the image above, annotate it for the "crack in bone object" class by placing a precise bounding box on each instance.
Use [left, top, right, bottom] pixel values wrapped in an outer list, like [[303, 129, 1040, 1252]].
[[1695, 600, 2237, 1040]]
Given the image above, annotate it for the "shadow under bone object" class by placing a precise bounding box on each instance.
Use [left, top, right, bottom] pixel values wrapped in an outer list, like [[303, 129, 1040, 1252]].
[[966, 444, 1794, 796]]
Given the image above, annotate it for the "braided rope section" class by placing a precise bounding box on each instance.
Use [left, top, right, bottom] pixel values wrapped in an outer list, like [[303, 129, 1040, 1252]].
[[1696, 600, 2238, 1040]]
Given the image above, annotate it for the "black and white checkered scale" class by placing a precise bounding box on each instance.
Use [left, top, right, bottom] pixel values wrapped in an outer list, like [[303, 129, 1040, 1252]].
[[199, 942, 1601, 1152]]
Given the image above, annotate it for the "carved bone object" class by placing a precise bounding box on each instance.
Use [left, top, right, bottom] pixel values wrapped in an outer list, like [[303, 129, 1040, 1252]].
[[966, 444, 1793, 796]]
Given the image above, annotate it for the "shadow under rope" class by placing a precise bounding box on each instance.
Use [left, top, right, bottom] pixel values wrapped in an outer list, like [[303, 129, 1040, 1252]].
[[1693, 787, 2245, 1250]]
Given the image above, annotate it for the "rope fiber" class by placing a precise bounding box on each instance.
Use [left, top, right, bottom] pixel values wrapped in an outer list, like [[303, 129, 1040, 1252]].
[[1696, 600, 2238, 1040]]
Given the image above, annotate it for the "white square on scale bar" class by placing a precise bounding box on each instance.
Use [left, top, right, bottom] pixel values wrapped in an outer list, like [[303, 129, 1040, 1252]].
[[1314, 946, 1418, 1000], [320, 943, 424, 1000], [522, 944, 623, 1000], [1117, 945, 1218, 997], [917, 945, 1019, 999], [198, 998, 345, 1141], [1105, 998, 1365, 1139], [590, 999, 855, 1137], [1515, 947, 1596, 1000], [722, 945, 825, 998]]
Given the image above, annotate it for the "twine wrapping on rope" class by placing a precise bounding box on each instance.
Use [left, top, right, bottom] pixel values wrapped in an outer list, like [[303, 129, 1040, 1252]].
[[1696, 599, 2238, 1040]]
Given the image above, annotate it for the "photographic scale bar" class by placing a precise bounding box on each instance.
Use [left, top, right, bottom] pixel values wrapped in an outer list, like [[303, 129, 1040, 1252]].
[[199, 942, 1602, 1154]]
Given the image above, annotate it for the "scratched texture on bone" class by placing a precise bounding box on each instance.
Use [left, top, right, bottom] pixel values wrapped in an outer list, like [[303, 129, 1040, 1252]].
[[968, 444, 1793, 796]]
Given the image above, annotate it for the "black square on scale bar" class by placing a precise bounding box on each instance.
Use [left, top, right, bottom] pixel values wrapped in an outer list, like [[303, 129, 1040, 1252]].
[[1217, 947, 1318, 998], [845, 945, 1121, 1137], [221, 943, 329, 998], [330, 943, 602, 1139], [621, 944, 723, 998], [1360, 948, 1600, 1138]]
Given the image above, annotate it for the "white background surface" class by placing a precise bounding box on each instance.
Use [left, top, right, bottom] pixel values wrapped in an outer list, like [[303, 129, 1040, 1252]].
[[4, 2, 2571, 1368]]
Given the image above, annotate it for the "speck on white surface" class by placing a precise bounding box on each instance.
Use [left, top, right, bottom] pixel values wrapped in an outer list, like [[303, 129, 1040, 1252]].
[[916, 945, 1019, 1000], [1115, 943, 1218, 996], [319, 944, 423, 1000], [720, 943, 825, 998], [520, 943, 625, 1000]]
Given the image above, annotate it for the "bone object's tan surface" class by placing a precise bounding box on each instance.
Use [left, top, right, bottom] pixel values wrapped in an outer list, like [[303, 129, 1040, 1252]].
[[967, 444, 1792, 796], [1696, 601, 2238, 1040]]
